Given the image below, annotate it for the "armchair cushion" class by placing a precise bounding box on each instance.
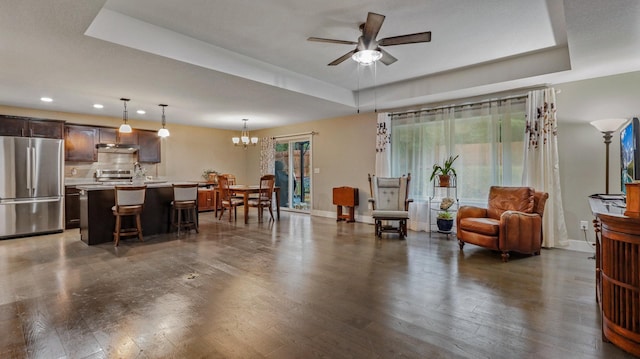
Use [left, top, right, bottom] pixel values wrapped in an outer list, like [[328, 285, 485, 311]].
[[487, 186, 534, 219], [459, 217, 499, 236]]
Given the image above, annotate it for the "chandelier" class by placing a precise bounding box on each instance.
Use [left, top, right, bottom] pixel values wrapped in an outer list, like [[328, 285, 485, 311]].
[[232, 119, 258, 148]]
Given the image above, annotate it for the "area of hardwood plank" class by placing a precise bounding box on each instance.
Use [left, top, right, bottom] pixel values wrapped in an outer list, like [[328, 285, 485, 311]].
[[0, 212, 635, 358]]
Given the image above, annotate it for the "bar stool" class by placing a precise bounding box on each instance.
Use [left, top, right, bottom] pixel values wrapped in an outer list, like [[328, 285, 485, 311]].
[[112, 186, 146, 246], [171, 183, 199, 236]]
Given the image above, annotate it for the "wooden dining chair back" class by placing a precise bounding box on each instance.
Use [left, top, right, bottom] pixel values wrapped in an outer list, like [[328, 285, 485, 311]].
[[248, 174, 276, 222], [171, 183, 199, 236], [217, 175, 244, 221], [220, 173, 237, 185], [112, 185, 146, 246]]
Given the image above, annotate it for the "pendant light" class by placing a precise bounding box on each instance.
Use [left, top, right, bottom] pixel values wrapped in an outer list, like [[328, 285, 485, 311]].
[[157, 104, 170, 137], [118, 98, 132, 133], [232, 119, 258, 149]]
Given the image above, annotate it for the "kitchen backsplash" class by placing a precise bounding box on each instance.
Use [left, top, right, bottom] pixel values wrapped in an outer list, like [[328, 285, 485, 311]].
[[65, 152, 158, 180]]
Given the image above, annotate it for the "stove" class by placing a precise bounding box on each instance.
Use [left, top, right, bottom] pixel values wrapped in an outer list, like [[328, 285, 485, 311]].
[[95, 169, 133, 184]]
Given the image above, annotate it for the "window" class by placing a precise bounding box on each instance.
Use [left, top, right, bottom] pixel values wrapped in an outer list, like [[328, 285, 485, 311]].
[[391, 98, 526, 203]]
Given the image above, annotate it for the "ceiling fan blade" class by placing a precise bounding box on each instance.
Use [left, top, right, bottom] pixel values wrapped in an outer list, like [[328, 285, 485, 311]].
[[307, 37, 358, 45], [379, 48, 398, 66], [362, 12, 385, 48], [378, 31, 431, 46], [328, 49, 357, 66]]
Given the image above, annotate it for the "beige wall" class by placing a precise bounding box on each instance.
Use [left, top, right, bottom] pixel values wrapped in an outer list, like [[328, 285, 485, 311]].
[[554, 71, 640, 242], [248, 113, 377, 217]]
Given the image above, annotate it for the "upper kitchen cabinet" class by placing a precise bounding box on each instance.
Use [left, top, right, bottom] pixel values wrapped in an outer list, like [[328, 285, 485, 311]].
[[64, 124, 97, 162], [137, 130, 161, 163], [0, 115, 64, 139], [98, 127, 138, 145]]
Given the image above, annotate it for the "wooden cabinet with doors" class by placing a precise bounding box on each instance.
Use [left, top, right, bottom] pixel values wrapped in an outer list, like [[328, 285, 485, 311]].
[[65, 186, 81, 229], [198, 187, 217, 212], [64, 124, 98, 162], [137, 130, 161, 163], [0, 115, 64, 139], [98, 127, 138, 145]]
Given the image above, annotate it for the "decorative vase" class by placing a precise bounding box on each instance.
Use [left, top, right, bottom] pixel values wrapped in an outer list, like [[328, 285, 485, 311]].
[[437, 218, 454, 232], [208, 173, 218, 184]]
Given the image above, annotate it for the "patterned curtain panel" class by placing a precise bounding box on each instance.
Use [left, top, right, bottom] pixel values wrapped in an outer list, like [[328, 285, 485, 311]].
[[375, 112, 391, 177], [260, 137, 276, 175], [522, 88, 569, 248]]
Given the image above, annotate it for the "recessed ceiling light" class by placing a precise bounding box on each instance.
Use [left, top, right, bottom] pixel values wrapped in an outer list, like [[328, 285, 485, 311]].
[[40, 97, 53, 102], [93, 104, 104, 109], [137, 110, 146, 114]]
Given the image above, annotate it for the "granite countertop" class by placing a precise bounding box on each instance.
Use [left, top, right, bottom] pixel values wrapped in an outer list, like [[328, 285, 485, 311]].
[[76, 182, 174, 191]]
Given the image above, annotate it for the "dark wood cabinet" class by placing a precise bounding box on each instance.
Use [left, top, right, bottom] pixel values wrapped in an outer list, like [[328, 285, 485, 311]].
[[98, 127, 138, 145], [65, 186, 81, 229], [64, 125, 161, 163], [198, 188, 216, 212], [65, 125, 98, 162], [138, 130, 161, 163], [0, 115, 64, 139], [98, 128, 117, 144]]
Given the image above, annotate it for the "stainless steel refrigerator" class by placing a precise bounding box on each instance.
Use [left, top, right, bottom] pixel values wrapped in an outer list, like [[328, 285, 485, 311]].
[[0, 136, 64, 239]]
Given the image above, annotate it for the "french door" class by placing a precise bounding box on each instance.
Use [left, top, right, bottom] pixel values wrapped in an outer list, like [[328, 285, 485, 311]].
[[274, 136, 312, 212]]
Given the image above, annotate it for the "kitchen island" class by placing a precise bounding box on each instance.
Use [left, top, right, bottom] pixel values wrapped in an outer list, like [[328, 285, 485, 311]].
[[77, 183, 186, 245]]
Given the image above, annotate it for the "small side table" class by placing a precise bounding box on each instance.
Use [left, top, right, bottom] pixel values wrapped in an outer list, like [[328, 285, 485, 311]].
[[332, 186, 359, 222]]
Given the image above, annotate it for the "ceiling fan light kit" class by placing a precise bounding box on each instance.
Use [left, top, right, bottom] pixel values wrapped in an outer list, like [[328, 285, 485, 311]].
[[308, 12, 431, 66], [352, 49, 382, 65]]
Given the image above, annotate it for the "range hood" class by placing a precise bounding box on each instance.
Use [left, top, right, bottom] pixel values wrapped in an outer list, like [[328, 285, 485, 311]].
[[95, 143, 139, 153]]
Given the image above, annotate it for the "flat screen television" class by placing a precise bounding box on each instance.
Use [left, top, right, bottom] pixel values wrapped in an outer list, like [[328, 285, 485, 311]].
[[620, 117, 640, 193]]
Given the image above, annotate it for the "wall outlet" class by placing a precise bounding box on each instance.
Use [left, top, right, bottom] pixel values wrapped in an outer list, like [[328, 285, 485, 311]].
[[580, 220, 589, 230]]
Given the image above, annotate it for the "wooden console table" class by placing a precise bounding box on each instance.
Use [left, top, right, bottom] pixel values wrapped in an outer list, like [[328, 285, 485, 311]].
[[589, 194, 640, 356]]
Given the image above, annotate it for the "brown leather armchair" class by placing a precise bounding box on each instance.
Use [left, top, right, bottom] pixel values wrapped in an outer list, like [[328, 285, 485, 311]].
[[456, 186, 548, 262]]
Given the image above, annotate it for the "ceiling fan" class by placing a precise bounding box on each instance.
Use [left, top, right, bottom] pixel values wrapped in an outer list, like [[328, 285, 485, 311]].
[[308, 12, 431, 66]]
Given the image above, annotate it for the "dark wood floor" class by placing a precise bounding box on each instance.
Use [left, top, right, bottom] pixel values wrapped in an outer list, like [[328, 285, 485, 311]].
[[0, 212, 636, 359]]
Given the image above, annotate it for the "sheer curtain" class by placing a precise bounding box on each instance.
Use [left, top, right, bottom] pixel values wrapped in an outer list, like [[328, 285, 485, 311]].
[[391, 98, 526, 232], [522, 88, 568, 248], [260, 137, 276, 175]]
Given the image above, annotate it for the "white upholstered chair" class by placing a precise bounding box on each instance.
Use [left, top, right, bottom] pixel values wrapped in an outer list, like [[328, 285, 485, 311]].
[[367, 174, 412, 239]]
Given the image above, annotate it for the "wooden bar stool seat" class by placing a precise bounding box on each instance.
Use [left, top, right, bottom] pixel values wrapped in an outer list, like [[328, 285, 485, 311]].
[[172, 184, 199, 236], [112, 186, 146, 246]]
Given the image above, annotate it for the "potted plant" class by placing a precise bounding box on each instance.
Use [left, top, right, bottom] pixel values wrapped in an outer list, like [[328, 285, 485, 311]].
[[429, 155, 459, 187], [436, 210, 454, 232], [202, 169, 219, 183]]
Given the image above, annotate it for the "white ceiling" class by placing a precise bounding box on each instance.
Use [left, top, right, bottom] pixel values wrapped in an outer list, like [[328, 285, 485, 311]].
[[0, 0, 639, 130]]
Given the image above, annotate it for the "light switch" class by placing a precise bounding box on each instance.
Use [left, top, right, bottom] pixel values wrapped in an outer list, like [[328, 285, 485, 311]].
[[314, 168, 320, 174]]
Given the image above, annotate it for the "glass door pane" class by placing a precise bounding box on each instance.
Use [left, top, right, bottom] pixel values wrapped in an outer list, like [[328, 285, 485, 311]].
[[274, 137, 312, 212]]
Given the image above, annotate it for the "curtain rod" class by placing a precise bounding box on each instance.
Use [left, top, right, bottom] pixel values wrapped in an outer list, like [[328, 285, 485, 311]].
[[388, 85, 553, 118], [390, 93, 528, 118], [271, 131, 317, 139]]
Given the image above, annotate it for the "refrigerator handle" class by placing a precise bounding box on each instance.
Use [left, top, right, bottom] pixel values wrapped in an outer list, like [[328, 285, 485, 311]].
[[31, 146, 36, 196], [26, 146, 31, 192]]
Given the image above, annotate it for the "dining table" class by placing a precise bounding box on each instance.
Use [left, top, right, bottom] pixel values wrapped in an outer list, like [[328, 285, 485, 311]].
[[216, 185, 280, 224]]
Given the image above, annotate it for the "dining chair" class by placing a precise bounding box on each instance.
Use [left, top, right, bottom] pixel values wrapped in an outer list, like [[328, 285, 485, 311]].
[[171, 183, 199, 236], [217, 175, 244, 221], [112, 185, 146, 246], [248, 174, 275, 222]]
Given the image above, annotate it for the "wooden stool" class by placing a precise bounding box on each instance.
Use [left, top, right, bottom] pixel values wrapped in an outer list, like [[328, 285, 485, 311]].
[[112, 186, 146, 246], [172, 184, 199, 235]]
